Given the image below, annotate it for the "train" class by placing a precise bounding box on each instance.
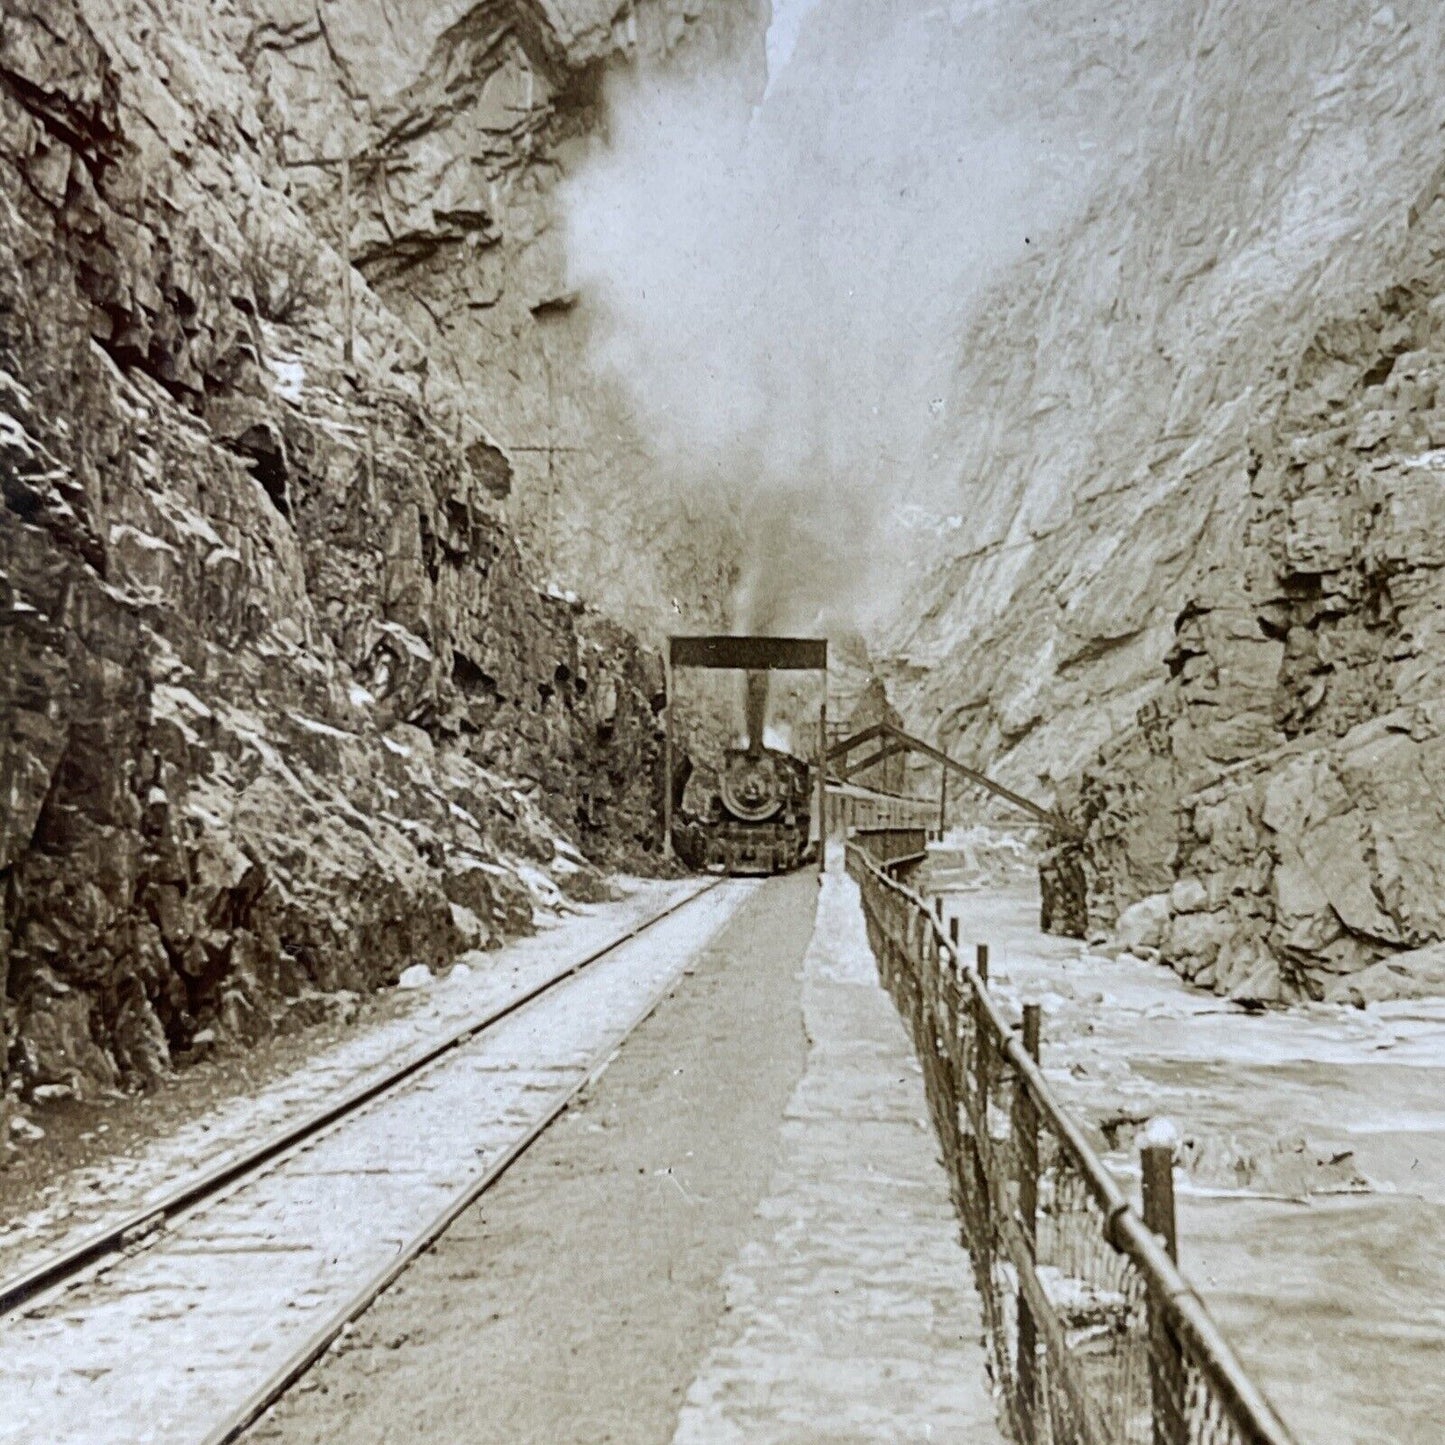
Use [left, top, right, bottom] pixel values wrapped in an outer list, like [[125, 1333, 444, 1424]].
[[670, 749, 941, 877], [662, 637, 941, 877], [672, 743, 816, 875]]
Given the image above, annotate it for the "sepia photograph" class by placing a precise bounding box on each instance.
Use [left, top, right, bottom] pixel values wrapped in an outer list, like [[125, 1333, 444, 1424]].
[[0, 0, 1440, 1440]]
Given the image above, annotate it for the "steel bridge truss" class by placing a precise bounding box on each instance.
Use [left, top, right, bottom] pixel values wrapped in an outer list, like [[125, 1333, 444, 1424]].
[[826, 722, 1081, 840]]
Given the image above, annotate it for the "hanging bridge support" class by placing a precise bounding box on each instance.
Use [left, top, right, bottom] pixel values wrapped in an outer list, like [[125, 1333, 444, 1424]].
[[826, 722, 1081, 840]]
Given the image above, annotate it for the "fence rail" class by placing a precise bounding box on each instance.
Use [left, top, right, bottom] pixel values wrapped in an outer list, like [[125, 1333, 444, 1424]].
[[846, 841, 1297, 1445]]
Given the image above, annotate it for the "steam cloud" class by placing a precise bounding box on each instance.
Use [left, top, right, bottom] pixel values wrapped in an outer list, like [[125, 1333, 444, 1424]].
[[744, 668, 769, 752], [562, 0, 1092, 638]]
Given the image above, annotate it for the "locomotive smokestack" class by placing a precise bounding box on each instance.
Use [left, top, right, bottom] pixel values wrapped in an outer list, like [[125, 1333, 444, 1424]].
[[744, 669, 769, 755]]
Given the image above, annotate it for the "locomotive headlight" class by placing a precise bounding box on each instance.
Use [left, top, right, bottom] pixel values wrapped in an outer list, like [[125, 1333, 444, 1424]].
[[719, 750, 785, 822]]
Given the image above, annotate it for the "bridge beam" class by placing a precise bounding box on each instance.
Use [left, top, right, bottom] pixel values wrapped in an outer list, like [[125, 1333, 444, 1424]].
[[826, 721, 889, 762], [822, 722, 1081, 839], [838, 740, 910, 781], [878, 725, 1080, 838]]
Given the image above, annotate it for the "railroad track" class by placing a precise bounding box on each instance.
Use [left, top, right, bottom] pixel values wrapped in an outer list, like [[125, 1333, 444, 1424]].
[[0, 876, 749, 1444]]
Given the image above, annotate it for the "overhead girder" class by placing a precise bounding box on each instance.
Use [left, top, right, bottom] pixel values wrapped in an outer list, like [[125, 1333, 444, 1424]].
[[822, 722, 1081, 839], [837, 739, 910, 781], [826, 721, 889, 761]]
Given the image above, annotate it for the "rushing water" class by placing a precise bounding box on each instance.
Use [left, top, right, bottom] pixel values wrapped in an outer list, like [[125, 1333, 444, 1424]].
[[929, 872, 1445, 1445]]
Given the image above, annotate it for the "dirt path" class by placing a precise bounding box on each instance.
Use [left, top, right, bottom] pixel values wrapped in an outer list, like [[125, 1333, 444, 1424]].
[[251, 870, 819, 1445], [672, 865, 1004, 1444]]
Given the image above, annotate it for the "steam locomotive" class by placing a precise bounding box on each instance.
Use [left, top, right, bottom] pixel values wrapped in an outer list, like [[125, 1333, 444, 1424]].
[[672, 743, 815, 876]]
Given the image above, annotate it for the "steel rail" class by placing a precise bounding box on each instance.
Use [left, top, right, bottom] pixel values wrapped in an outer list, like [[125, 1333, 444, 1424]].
[[0, 878, 724, 1322], [846, 842, 1297, 1445], [199, 910, 717, 1445]]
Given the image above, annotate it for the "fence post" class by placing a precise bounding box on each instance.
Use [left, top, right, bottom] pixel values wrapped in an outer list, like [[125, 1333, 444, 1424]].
[[943, 915, 962, 1106], [968, 940, 994, 1280], [886, 903, 894, 976], [928, 922, 949, 1148], [1142, 1137, 1186, 1445], [972, 943, 991, 1103], [924, 922, 937, 1040], [1141, 1143, 1178, 1262], [975, 943, 992, 1102], [1014, 1004, 1042, 1438]]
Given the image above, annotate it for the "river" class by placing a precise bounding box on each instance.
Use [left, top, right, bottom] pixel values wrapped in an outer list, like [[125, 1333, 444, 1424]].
[[930, 868, 1445, 1445]]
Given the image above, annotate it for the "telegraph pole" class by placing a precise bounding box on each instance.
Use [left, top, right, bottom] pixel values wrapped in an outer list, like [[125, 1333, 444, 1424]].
[[284, 131, 399, 367], [499, 353, 586, 582], [339, 142, 353, 365]]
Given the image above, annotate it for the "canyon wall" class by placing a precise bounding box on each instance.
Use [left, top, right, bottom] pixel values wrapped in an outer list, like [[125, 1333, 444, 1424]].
[[0, 0, 750, 1096], [1059, 193, 1445, 1004], [11, 0, 1442, 1102], [246, 0, 762, 634], [881, 0, 1445, 1001]]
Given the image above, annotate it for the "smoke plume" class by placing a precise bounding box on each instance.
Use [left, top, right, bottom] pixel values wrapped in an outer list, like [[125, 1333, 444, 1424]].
[[744, 669, 770, 753], [562, 0, 1095, 637]]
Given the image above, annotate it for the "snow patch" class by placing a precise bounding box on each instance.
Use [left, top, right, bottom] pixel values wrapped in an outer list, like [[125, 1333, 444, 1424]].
[[1141, 1116, 1181, 1151], [108, 523, 177, 555], [375, 621, 434, 662], [1400, 448, 1445, 471], [287, 711, 355, 741], [510, 859, 564, 911], [268, 357, 306, 402], [448, 801, 482, 829]]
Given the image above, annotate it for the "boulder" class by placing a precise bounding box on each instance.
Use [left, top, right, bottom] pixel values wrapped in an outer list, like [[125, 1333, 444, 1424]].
[[1169, 878, 1209, 914], [1164, 909, 1235, 973], [1114, 893, 1170, 954], [12, 988, 118, 1095], [448, 903, 488, 950], [1324, 941, 1445, 1006]]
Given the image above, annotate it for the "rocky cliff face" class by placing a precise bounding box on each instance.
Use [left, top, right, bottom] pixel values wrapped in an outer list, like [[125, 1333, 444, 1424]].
[[0, 0, 739, 1097], [1059, 189, 1445, 1004], [246, 0, 764, 632], [880, 0, 1445, 1001]]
